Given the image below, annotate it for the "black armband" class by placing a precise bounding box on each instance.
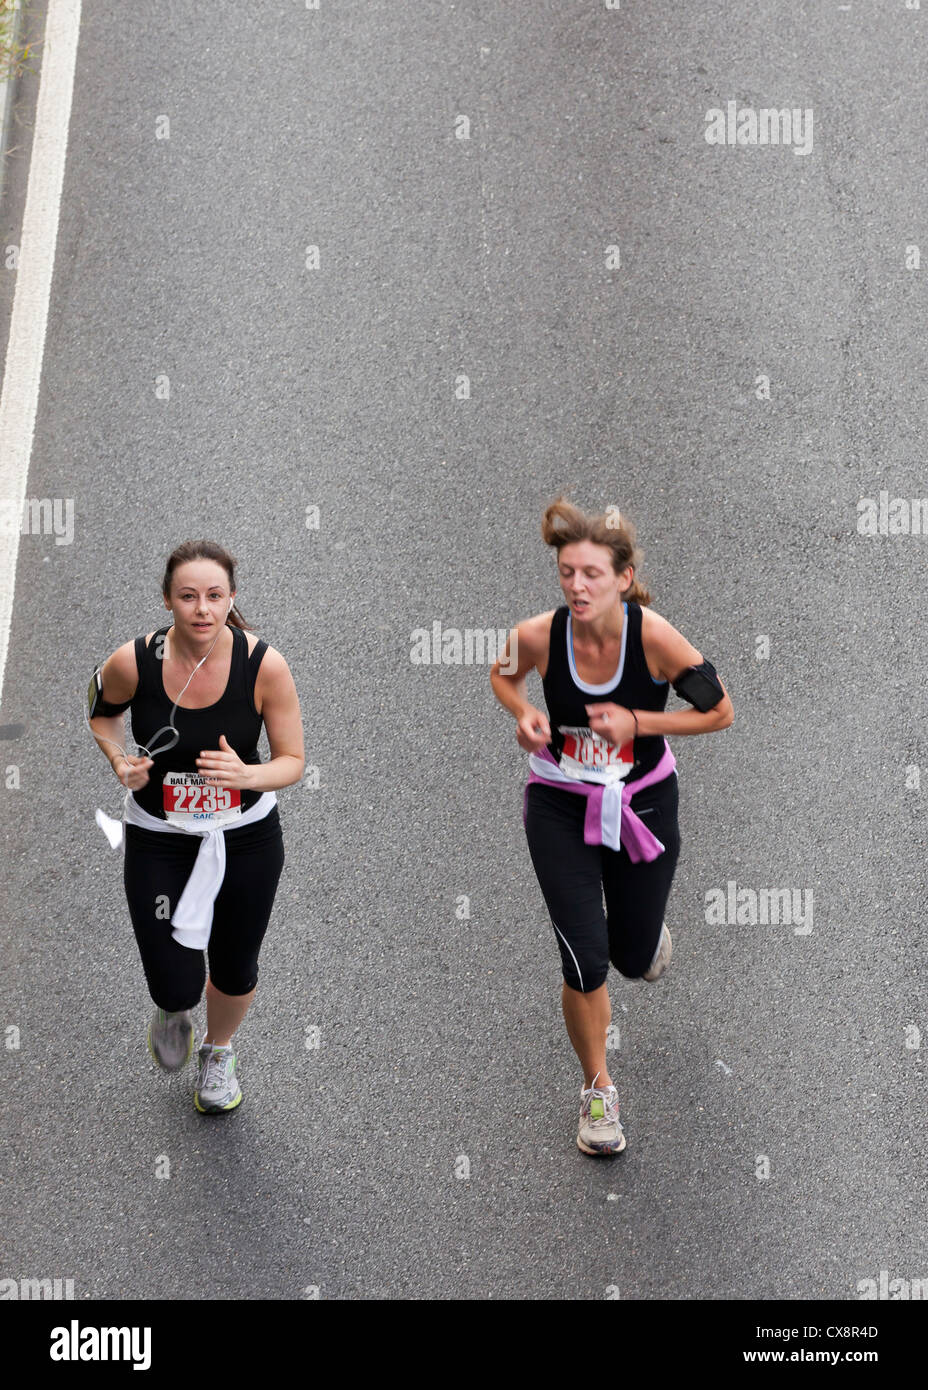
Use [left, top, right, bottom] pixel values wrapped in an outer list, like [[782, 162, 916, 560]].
[[88, 669, 132, 719], [671, 659, 724, 712]]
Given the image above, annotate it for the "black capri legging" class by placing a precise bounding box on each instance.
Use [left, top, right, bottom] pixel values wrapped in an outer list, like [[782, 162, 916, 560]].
[[523, 771, 681, 992], [123, 808, 285, 1012]]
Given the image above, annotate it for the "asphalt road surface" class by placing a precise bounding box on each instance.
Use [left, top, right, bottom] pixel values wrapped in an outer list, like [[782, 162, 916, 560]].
[[0, 0, 926, 1301]]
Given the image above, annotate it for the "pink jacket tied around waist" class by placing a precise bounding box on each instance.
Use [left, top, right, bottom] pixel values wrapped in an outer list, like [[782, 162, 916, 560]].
[[523, 740, 677, 861]]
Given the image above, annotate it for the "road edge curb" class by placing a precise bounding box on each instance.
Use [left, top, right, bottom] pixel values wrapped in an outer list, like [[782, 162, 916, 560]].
[[0, 0, 26, 211]]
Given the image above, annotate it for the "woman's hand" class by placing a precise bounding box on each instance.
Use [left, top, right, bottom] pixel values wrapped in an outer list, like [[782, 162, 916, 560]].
[[585, 703, 636, 747], [195, 734, 255, 790], [516, 707, 552, 753], [115, 754, 153, 789]]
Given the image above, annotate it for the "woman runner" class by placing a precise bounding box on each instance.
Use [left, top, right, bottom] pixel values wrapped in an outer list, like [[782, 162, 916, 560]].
[[490, 498, 733, 1155], [88, 540, 304, 1113]]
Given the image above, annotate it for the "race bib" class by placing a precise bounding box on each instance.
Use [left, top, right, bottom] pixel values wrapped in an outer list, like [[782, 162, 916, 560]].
[[557, 726, 635, 784], [162, 771, 242, 827]]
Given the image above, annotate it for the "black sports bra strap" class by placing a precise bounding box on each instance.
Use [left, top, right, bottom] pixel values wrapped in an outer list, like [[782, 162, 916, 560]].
[[245, 635, 268, 708], [132, 634, 148, 694], [248, 638, 268, 673]]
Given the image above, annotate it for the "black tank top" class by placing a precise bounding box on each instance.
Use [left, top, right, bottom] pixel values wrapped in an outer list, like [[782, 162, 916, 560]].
[[541, 601, 670, 786], [128, 624, 268, 820]]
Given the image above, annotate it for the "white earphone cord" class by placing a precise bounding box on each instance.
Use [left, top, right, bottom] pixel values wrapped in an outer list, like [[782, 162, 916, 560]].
[[83, 602, 234, 788]]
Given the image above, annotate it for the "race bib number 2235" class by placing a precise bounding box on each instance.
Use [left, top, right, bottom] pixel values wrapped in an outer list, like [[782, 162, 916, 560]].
[[162, 771, 242, 827]]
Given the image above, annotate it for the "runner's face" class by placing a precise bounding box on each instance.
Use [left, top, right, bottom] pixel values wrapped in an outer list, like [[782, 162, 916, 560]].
[[167, 562, 234, 640], [557, 542, 631, 622]]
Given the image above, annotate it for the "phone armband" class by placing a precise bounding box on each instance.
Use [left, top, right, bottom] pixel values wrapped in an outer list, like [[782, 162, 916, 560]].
[[88, 669, 132, 719], [671, 659, 724, 713]]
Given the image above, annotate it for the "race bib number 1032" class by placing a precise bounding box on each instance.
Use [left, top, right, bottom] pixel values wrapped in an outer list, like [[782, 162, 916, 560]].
[[558, 726, 634, 782]]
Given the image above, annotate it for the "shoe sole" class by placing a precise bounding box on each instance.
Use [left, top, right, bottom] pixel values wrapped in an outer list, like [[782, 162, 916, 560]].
[[147, 1020, 195, 1073], [194, 1051, 242, 1113], [194, 1089, 243, 1114], [642, 926, 672, 982], [577, 1133, 627, 1156]]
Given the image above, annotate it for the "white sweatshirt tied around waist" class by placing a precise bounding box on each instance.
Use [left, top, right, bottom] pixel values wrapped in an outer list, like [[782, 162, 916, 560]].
[[96, 790, 278, 951]]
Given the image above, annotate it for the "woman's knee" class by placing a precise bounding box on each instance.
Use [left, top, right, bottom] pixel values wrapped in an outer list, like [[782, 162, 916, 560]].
[[139, 953, 203, 1012], [149, 974, 202, 1011], [551, 916, 608, 994], [207, 966, 258, 997], [609, 916, 666, 979], [609, 955, 646, 981], [560, 960, 609, 994]]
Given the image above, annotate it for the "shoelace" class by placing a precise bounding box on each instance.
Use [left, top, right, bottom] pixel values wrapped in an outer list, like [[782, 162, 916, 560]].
[[200, 1048, 233, 1093], [583, 1070, 619, 1129]]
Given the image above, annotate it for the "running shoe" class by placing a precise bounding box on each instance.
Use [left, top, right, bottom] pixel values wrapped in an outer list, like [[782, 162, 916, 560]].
[[194, 1043, 242, 1114], [642, 921, 672, 981], [147, 1007, 194, 1072], [577, 1072, 626, 1155]]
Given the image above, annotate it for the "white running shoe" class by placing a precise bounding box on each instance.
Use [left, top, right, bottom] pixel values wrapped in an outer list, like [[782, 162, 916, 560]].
[[642, 922, 672, 981], [147, 1007, 194, 1071], [577, 1072, 626, 1155], [194, 1043, 242, 1114]]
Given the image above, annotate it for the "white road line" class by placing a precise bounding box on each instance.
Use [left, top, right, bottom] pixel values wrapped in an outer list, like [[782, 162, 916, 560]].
[[0, 0, 81, 711]]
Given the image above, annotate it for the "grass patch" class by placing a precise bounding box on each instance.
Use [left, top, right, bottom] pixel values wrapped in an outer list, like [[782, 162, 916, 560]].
[[0, 1, 39, 86]]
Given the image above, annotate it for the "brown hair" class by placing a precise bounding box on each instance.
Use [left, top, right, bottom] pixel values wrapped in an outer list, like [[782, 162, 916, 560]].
[[540, 496, 652, 606], [161, 540, 254, 631]]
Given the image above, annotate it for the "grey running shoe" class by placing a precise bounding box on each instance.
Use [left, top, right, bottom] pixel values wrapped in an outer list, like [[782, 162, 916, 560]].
[[194, 1043, 242, 1114], [147, 1008, 194, 1072], [642, 921, 672, 981], [577, 1072, 626, 1155]]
